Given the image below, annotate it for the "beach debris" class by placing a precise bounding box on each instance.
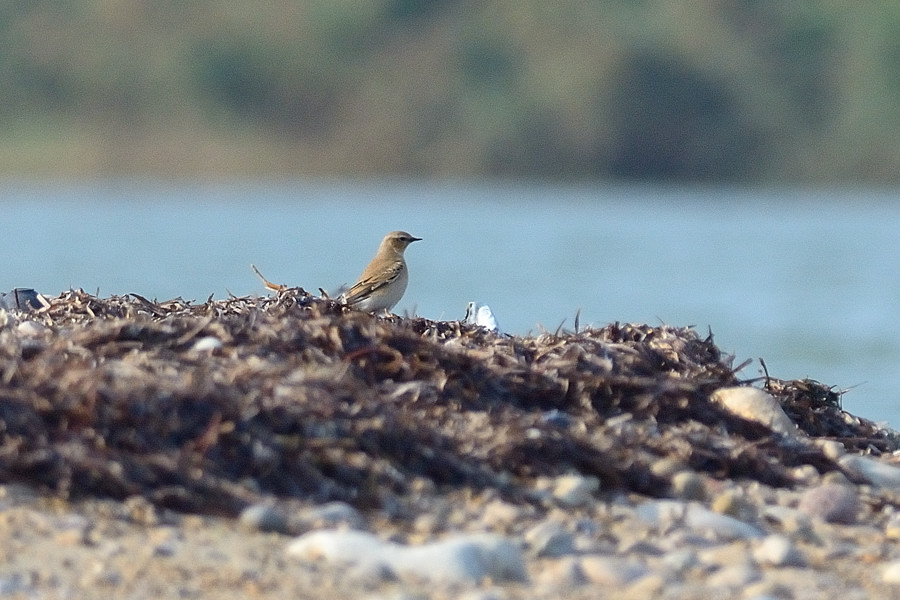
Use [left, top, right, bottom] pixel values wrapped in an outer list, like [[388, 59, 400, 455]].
[[464, 302, 501, 332], [0, 288, 48, 311], [0, 290, 895, 517]]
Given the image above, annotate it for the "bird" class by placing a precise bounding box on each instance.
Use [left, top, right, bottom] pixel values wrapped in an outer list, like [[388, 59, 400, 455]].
[[339, 230, 421, 313]]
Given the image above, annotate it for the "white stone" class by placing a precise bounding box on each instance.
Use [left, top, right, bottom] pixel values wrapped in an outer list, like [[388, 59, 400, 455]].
[[286, 529, 385, 564], [551, 475, 600, 508], [295, 501, 365, 530], [797, 483, 859, 524], [705, 564, 762, 588], [190, 336, 223, 352], [286, 530, 528, 584], [659, 549, 698, 574], [839, 455, 900, 489], [883, 559, 900, 584], [817, 439, 846, 460], [635, 500, 763, 541], [534, 557, 586, 587], [239, 503, 289, 533], [524, 521, 575, 557], [710, 387, 800, 438], [389, 534, 528, 584], [670, 471, 707, 501], [578, 556, 649, 586], [16, 320, 46, 336], [752, 535, 805, 567]]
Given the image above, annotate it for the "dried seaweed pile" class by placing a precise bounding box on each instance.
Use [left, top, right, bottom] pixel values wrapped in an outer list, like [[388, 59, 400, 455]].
[[0, 289, 894, 515]]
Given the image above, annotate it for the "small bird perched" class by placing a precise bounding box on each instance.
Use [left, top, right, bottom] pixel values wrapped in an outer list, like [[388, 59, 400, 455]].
[[339, 230, 421, 313]]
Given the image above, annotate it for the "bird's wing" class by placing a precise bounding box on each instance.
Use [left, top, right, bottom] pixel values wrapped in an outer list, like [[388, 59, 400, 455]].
[[342, 261, 404, 304]]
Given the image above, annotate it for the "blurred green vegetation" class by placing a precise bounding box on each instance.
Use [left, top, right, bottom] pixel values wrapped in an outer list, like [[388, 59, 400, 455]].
[[1, 1, 899, 182]]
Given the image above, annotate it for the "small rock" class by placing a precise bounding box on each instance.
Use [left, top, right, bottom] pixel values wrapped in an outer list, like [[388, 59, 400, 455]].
[[624, 573, 666, 597], [710, 387, 799, 438], [286, 530, 528, 584], [839, 455, 900, 489], [817, 439, 846, 460], [885, 514, 900, 540], [578, 556, 649, 586], [790, 464, 820, 484], [760, 506, 817, 542], [123, 495, 159, 526], [670, 471, 706, 501], [752, 535, 805, 567], [16, 320, 47, 336], [821, 470, 852, 486], [287, 529, 385, 563], [698, 542, 753, 568], [551, 475, 599, 508], [711, 490, 756, 522], [190, 336, 223, 352], [706, 564, 762, 588], [295, 501, 365, 530], [392, 534, 528, 584], [660, 549, 698, 574], [742, 580, 796, 600], [481, 500, 523, 531], [617, 538, 664, 556], [651, 458, 688, 478], [525, 520, 575, 557], [239, 503, 290, 533], [0, 573, 32, 595], [458, 590, 509, 600], [636, 500, 763, 541], [535, 557, 586, 587], [797, 483, 859, 524], [883, 559, 900, 584]]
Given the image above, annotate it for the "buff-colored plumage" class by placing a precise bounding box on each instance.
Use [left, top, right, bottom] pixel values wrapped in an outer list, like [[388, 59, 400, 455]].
[[339, 231, 421, 313]]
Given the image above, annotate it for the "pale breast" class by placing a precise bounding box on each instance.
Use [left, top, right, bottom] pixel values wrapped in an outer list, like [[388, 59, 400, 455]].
[[354, 261, 409, 312]]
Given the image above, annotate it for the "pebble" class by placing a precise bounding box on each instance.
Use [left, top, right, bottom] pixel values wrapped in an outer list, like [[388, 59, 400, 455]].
[[706, 563, 762, 588], [293, 501, 366, 531], [797, 483, 859, 524], [286, 530, 528, 584], [670, 471, 706, 501], [635, 500, 763, 541], [239, 503, 290, 534], [524, 520, 575, 557], [752, 535, 805, 567], [711, 490, 757, 522], [16, 320, 47, 336], [550, 475, 600, 508], [883, 559, 900, 584], [710, 387, 799, 438], [885, 514, 900, 540], [817, 439, 846, 460], [650, 458, 688, 479], [578, 555, 649, 586], [190, 336, 223, 352], [535, 557, 585, 586], [481, 500, 524, 531], [839, 455, 900, 489], [659, 548, 697, 574]]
